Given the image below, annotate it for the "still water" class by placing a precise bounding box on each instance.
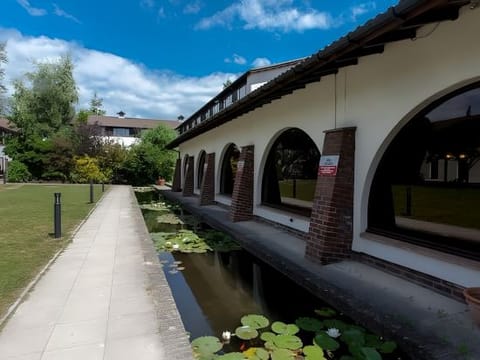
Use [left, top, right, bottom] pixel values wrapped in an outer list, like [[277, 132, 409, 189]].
[[160, 249, 327, 339]]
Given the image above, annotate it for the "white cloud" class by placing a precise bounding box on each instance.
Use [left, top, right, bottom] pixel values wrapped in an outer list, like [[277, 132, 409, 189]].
[[224, 54, 247, 65], [53, 4, 81, 24], [350, 2, 376, 21], [252, 57, 271, 68], [16, 0, 47, 16], [196, 0, 333, 32], [0, 28, 237, 120], [184, 1, 203, 14]]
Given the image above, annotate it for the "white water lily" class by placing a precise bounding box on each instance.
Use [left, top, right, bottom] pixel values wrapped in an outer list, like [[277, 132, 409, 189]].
[[172, 244, 180, 250], [165, 241, 172, 246], [222, 330, 231, 341], [326, 328, 341, 338]]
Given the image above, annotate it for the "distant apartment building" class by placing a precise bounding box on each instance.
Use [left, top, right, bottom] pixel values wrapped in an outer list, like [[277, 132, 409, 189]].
[[87, 114, 178, 147]]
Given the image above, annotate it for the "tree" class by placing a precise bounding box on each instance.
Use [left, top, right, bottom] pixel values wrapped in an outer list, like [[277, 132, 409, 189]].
[[9, 55, 78, 138], [0, 42, 7, 115], [89, 92, 106, 115], [121, 124, 177, 185], [5, 54, 78, 180]]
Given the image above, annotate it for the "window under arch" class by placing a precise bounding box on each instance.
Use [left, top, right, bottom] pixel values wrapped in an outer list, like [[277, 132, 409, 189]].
[[197, 151, 206, 189], [368, 83, 480, 260], [220, 144, 240, 195], [262, 128, 320, 216]]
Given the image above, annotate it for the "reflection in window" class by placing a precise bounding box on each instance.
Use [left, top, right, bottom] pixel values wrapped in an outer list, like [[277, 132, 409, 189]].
[[220, 144, 240, 195], [262, 128, 320, 216], [197, 151, 206, 189], [369, 83, 480, 259], [113, 127, 130, 137]]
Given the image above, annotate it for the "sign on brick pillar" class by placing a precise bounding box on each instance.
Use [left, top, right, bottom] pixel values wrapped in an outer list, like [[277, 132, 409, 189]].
[[306, 127, 356, 265], [172, 158, 182, 192], [183, 156, 195, 197], [200, 153, 215, 205], [230, 145, 254, 222]]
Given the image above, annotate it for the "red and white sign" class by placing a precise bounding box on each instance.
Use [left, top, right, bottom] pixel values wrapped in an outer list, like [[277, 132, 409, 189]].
[[318, 155, 340, 176]]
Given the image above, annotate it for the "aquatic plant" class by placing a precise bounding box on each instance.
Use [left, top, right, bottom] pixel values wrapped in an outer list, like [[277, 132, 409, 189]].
[[190, 311, 399, 360]]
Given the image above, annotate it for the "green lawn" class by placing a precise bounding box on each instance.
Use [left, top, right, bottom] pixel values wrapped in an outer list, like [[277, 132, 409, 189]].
[[393, 185, 480, 230], [0, 183, 104, 317]]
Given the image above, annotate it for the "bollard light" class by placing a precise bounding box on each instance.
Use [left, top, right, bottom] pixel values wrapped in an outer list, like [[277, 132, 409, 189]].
[[54, 192, 61, 238], [89, 179, 94, 203]]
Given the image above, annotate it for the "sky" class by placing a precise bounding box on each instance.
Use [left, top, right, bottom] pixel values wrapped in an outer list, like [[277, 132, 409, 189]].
[[0, 0, 398, 120]]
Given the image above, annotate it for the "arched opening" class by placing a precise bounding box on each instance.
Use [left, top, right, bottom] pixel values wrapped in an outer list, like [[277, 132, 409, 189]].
[[368, 82, 480, 260], [197, 150, 206, 189], [262, 128, 320, 216], [220, 144, 240, 195]]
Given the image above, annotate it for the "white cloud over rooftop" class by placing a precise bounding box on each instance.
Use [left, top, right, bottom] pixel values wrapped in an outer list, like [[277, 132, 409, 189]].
[[0, 28, 237, 120]]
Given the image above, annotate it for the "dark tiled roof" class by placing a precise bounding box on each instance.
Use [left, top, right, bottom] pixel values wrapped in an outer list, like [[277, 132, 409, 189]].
[[0, 118, 17, 132], [88, 115, 179, 129], [168, 0, 469, 148]]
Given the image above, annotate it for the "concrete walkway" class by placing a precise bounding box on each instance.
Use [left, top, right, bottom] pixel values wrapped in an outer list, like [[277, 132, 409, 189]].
[[0, 185, 193, 360]]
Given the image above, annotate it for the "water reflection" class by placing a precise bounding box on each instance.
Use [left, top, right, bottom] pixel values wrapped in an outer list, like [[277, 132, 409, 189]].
[[161, 249, 323, 340]]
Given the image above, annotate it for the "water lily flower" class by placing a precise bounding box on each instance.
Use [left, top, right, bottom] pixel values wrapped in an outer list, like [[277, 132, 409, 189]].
[[172, 244, 180, 250], [165, 241, 172, 246], [326, 328, 341, 338], [222, 331, 231, 342]]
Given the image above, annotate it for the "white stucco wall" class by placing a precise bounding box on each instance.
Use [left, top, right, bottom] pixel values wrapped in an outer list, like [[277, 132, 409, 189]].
[[178, 5, 480, 285]]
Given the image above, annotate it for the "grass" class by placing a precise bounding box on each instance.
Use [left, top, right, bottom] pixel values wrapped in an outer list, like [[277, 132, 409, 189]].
[[393, 185, 480, 230], [0, 183, 104, 318]]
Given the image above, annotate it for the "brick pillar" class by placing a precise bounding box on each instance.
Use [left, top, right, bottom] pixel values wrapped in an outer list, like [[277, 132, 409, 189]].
[[183, 156, 194, 197], [306, 127, 356, 265], [230, 145, 254, 222], [171, 158, 182, 192], [200, 153, 215, 205]]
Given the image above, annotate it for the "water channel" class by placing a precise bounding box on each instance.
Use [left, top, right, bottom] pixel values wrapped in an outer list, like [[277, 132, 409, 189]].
[[135, 189, 408, 359]]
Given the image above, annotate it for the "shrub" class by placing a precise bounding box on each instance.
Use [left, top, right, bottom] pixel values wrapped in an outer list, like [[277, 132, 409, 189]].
[[7, 160, 32, 182], [71, 155, 107, 183]]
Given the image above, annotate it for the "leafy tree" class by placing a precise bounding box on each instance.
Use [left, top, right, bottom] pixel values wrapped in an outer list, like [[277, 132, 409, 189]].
[[0, 42, 7, 115], [121, 124, 177, 185], [8, 55, 78, 138], [97, 140, 128, 183], [89, 92, 105, 115]]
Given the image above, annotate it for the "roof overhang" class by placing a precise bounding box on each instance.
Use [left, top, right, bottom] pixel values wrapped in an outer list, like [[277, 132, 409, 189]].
[[167, 0, 470, 149]]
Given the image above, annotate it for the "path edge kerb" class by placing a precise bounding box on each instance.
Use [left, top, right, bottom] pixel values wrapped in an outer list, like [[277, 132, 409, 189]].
[[0, 186, 112, 328], [129, 186, 194, 360]]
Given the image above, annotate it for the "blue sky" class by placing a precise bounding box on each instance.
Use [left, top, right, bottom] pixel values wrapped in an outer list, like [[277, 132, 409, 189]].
[[0, 0, 397, 119]]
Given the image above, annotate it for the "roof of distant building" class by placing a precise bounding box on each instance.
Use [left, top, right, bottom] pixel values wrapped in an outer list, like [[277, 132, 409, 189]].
[[87, 115, 178, 130], [0, 118, 16, 132]]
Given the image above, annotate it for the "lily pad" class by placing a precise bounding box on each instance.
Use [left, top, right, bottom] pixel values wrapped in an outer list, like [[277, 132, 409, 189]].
[[271, 321, 299, 335], [264, 341, 278, 351], [341, 329, 365, 347], [243, 347, 269, 360], [260, 332, 276, 342], [191, 336, 223, 356], [314, 307, 337, 317], [235, 325, 259, 340], [303, 345, 326, 360], [217, 353, 245, 360], [379, 341, 397, 354], [364, 334, 382, 348], [314, 333, 340, 351], [271, 348, 295, 360], [361, 347, 382, 360], [272, 334, 303, 350], [295, 317, 324, 332], [241, 314, 270, 329]]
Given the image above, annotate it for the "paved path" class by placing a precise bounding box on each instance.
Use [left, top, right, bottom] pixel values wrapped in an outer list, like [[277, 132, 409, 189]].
[[0, 185, 193, 360]]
